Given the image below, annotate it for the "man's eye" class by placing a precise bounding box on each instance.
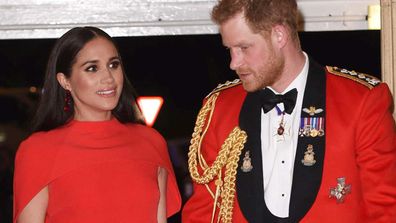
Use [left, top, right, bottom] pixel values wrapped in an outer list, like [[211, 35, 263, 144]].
[[85, 65, 97, 72]]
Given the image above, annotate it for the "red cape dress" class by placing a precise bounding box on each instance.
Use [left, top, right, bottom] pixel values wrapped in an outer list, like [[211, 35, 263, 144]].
[[14, 118, 181, 222]]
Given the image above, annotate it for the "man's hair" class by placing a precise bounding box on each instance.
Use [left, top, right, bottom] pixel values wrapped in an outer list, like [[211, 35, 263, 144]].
[[211, 0, 299, 39]]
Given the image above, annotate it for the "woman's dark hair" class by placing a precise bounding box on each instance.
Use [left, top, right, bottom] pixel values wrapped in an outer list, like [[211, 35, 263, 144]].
[[31, 26, 144, 132]]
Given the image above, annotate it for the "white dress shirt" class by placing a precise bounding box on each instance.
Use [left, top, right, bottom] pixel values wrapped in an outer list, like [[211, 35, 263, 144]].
[[261, 52, 309, 217]]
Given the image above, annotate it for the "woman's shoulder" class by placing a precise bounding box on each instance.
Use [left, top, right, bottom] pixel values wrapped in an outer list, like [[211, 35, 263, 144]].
[[124, 123, 168, 154], [17, 128, 66, 160], [125, 123, 165, 141]]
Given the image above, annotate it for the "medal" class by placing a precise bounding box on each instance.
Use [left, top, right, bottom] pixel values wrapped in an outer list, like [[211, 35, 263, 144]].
[[329, 177, 351, 203], [277, 125, 284, 135], [318, 117, 325, 136], [310, 128, 319, 137], [309, 117, 318, 137], [277, 116, 285, 136], [300, 117, 325, 137], [275, 105, 285, 136], [300, 117, 311, 137]]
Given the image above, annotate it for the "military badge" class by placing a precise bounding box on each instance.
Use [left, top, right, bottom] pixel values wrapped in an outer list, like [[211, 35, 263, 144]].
[[301, 144, 316, 166], [303, 106, 323, 116], [329, 177, 351, 203], [241, 151, 253, 172]]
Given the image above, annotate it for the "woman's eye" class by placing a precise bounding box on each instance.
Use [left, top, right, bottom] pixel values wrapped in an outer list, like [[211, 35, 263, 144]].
[[109, 61, 120, 69], [85, 65, 97, 72]]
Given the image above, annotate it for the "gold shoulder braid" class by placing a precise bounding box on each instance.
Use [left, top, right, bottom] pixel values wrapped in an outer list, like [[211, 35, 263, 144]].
[[326, 66, 381, 89], [206, 79, 241, 99], [188, 91, 247, 223]]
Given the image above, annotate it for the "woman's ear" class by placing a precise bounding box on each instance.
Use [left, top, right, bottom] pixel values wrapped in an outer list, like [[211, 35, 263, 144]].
[[56, 73, 71, 91]]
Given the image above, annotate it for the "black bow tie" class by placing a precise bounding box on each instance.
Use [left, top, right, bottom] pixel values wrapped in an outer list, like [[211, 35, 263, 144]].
[[260, 88, 297, 114]]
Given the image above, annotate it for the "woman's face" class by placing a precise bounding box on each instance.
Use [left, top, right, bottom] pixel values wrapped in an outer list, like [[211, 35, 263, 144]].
[[58, 37, 124, 121]]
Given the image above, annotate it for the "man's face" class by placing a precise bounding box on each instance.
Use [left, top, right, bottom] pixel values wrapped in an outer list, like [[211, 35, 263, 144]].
[[220, 13, 284, 92]]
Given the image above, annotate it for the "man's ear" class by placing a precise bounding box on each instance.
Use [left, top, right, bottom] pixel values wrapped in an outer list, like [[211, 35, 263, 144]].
[[56, 73, 71, 91], [271, 24, 289, 49]]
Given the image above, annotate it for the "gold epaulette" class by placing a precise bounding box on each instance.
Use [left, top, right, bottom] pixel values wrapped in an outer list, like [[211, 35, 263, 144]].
[[206, 79, 242, 98], [326, 66, 381, 89]]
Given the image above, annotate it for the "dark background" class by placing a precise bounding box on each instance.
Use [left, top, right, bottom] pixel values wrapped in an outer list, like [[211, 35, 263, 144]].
[[0, 30, 380, 222]]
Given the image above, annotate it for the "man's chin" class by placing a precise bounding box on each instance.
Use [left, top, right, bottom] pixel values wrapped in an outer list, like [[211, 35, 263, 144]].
[[242, 82, 262, 93]]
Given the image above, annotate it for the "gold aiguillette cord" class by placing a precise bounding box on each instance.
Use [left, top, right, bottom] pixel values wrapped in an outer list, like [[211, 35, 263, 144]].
[[188, 92, 247, 223]]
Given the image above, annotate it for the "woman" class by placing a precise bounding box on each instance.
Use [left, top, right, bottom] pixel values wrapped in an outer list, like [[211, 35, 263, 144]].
[[13, 27, 181, 223]]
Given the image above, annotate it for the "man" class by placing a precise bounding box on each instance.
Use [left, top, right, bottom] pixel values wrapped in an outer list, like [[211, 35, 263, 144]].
[[182, 0, 396, 222]]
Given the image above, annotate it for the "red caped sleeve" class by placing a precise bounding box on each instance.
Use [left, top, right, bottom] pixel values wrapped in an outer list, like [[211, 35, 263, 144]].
[[140, 126, 182, 217], [13, 133, 57, 223]]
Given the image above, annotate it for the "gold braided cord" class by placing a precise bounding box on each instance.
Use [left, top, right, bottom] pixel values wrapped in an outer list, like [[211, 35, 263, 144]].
[[188, 92, 247, 223], [188, 92, 225, 184], [197, 94, 217, 171], [219, 130, 246, 222]]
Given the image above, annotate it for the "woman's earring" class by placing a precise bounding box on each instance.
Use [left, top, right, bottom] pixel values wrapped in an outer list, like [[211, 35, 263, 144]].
[[64, 90, 72, 112]]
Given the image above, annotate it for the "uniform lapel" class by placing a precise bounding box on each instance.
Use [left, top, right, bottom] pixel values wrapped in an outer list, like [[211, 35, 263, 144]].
[[236, 91, 266, 223], [289, 59, 327, 222]]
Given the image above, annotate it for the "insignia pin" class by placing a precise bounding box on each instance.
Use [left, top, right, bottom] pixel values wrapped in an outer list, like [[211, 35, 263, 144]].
[[241, 151, 253, 173], [329, 177, 351, 203], [303, 106, 323, 116], [301, 144, 316, 166]]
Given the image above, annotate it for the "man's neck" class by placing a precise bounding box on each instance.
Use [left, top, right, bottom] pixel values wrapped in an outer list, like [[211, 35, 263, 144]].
[[271, 50, 306, 93]]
